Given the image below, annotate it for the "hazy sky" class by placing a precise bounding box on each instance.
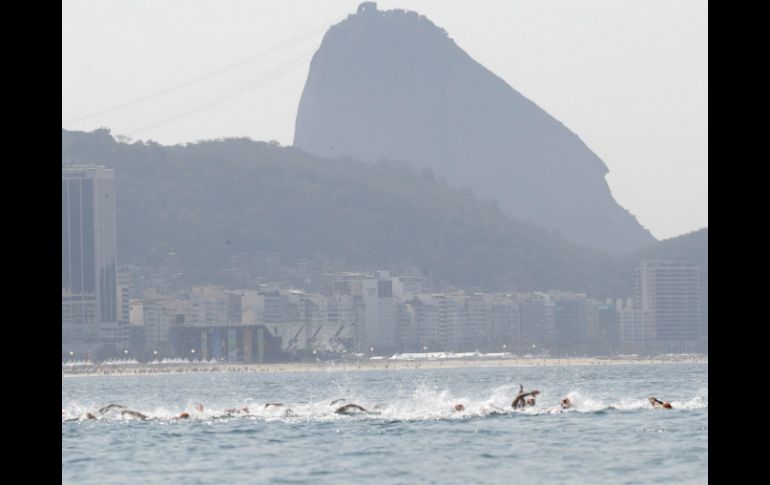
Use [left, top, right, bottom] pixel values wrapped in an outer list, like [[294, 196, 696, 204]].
[[62, 0, 707, 241]]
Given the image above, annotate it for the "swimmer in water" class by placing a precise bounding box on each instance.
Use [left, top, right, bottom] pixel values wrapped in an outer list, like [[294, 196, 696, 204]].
[[63, 412, 97, 422], [176, 412, 191, 419], [560, 397, 572, 410], [264, 402, 295, 416], [65, 404, 143, 421], [224, 406, 249, 415], [649, 397, 673, 409], [512, 385, 540, 409], [334, 403, 368, 414], [121, 409, 149, 420], [96, 403, 148, 420], [98, 403, 127, 414], [453, 403, 466, 412]]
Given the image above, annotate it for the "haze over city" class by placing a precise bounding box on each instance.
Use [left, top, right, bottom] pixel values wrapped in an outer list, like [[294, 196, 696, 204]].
[[63, 3, 707, 484], [62, 0, 708, 240]]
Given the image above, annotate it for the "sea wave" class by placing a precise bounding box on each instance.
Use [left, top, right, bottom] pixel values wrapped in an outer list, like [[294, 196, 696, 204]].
[[62, 385, 707, 423]]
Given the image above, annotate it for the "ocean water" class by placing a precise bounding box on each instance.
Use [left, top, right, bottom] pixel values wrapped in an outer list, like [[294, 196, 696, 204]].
[[62, 364, 707, 484]]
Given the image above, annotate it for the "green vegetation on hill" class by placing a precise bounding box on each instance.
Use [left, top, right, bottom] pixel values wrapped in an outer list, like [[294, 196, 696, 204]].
[[63, 129, 633, 294], [628, 228, 707, 264], [63, 129, 706, 296]]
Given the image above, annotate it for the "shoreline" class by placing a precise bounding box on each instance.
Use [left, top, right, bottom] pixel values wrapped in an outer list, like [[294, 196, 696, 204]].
[[62, 356, 707, 377]]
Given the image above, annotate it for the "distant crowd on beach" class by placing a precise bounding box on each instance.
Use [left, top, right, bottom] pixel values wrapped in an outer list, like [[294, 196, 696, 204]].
[[62, 355, 707, 377]]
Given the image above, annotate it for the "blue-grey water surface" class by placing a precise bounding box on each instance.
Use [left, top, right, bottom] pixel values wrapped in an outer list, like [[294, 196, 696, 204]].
[[62, 364, 707, 484]]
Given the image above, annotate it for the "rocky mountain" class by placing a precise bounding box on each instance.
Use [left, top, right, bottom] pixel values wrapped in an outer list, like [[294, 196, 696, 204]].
[[294, 2, 656, 254]]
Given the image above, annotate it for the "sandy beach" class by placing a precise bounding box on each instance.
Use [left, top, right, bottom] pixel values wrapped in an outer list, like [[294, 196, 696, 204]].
[[62, 356, 707, 377]]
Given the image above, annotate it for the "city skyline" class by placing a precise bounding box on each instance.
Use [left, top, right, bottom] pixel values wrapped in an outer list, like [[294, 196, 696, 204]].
[[63, 201, 706, 361]]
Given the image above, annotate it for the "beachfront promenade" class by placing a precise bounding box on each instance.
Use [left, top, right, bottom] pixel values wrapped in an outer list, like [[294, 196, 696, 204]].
[[62, 355, 707, 377]]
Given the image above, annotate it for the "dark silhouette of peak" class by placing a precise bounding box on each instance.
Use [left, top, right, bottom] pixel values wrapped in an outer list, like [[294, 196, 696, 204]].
[[295, 3, 657, 254]]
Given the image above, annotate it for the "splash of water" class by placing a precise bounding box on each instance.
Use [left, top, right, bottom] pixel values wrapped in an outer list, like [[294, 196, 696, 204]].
[[62, 384, 707, 423]]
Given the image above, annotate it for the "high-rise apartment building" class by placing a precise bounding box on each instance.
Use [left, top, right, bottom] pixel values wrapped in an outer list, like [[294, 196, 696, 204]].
[[634, 260, 702, 351], [62, 165, 125, 358]]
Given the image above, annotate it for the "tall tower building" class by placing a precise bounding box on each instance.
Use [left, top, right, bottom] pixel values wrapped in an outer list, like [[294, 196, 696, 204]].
[[62, 165, 123, 358], [634, 260, 701, 352]]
